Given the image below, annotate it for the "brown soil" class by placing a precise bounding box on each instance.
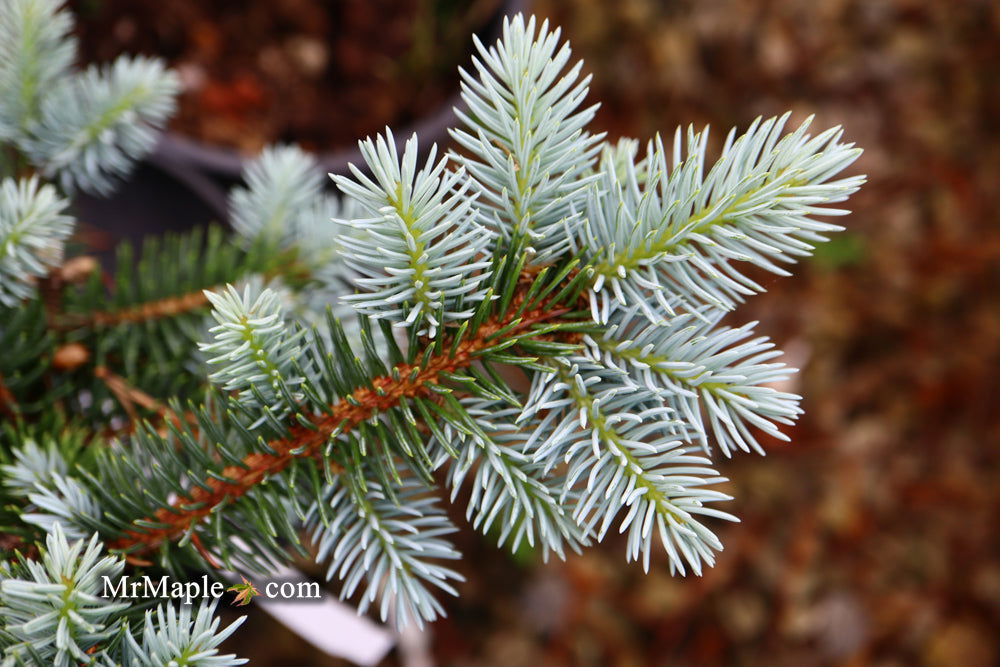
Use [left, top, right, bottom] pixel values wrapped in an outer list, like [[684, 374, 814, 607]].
[[70, 0, 502, 154]]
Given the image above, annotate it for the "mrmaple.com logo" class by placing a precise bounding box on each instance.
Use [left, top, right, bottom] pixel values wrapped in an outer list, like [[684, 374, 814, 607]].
[[102, 574, 321, 606]]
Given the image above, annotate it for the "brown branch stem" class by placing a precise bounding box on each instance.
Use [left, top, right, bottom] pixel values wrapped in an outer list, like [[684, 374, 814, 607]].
[[93, 365, 195, 437], [109, 301, 570, 558], [57, 290, 212, 330]]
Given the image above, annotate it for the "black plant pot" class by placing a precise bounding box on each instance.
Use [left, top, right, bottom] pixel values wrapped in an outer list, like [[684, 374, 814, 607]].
[[75, 0, 528, 245]]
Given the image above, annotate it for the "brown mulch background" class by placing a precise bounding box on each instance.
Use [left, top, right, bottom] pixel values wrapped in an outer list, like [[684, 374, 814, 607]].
[[70, 0, 503, 153], [216, 0, 999, 664]]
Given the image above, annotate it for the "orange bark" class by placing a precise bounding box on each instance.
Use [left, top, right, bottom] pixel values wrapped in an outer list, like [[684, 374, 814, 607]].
[[109, 303, 567, 556]]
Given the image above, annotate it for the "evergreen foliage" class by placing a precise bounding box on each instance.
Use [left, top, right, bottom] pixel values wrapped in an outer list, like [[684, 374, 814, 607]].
[[21, 56, 178, 196], [1, 527, 127, 666], [576, 115, 864, 320], [123, 602, 246, 667], [450, 15, 602, 259], [0, 0, 76, 140], [331, 131, 493, 336], [0, 176, 72, 307], [0, 5, 864, 663]]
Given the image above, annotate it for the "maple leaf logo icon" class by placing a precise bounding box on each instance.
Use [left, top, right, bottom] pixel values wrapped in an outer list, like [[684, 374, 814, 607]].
[[227, 576, 260, 606]]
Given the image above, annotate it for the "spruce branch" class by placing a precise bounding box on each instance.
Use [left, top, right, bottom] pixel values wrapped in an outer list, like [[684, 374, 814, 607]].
[[0, 526, 128, 666], [586, 305, 802, 456], [433, 398, 589, 559], [450, 14, 603, 259], [54, 226, 285, 335], [49, 226, 301, 408], [578, 114, 865, 320], [1, 436, 68, 498], [0, 6, 866, 648], [332, 129, 493, 337], [0, 299, 54, 417], [124, 601, 247, 667], [229, 145, 326, 247], [520, 356, 736, 574], [108, 291, 572, 557], [23, 473, 102, 540], [0, 176, 72, 307], [308, 474, 463, 629], [21, 56, 178, 195], [199, 284, 304, 419], [0, 0, 76, 141], [228, 144, 345, 274], [0, 528, 247, 666]]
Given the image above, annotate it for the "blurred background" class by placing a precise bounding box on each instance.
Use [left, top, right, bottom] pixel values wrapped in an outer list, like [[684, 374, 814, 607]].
[[69, 0, 999, 664]]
